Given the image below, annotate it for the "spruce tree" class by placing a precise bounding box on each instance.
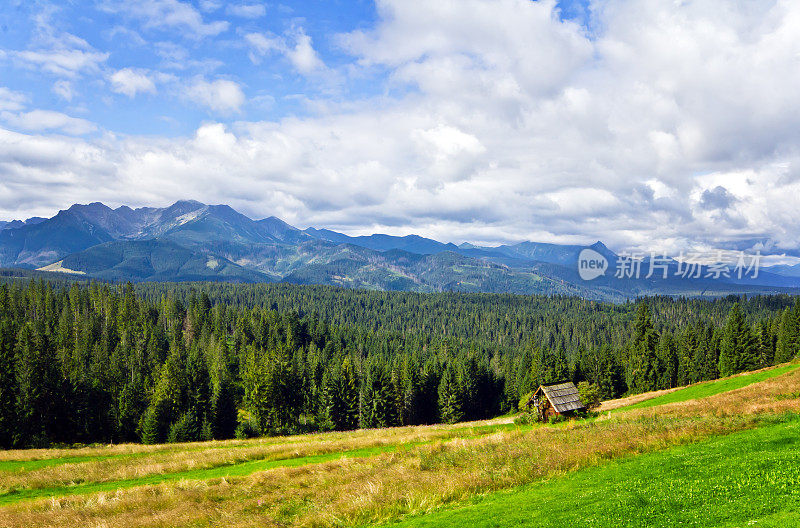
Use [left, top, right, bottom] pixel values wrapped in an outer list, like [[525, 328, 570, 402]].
[[437, 365, 463, 424], [627, 303, 659, 393], [657, 332, 678, 390], [775, 306, 799, 363], [368, 362, 395, 428], [719, 303, 757, 376], [318, 367, 340, 431], [14, 322, 57, 447], [755, 320, 775, 369], [339, 356, 360, 430], [0, 320, 17, 448]]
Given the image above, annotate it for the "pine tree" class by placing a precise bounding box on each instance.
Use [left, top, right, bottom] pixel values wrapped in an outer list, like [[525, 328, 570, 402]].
[[775, 305, 800, 363], [117, 372, 147, 442], [627, 303, 659, 393], [656, 332, 678, 390], [209, 376, 238, 439], [367, 362, 395, 428], [437, 365, 463, 424], [596, 345, 626, 398], [184, 346, 210, 442], [529, 346, 569, 388], [208, 343, 238, 440], [141, 344, 186, 444], [14, 323, 58, 447], [339, 356, 359, 430], [0, 319, 17, 448], [719, 303, 757, 376], [318, 367, 340, 431], [755, 319, 775, 369], [242, 344, 300, 434]]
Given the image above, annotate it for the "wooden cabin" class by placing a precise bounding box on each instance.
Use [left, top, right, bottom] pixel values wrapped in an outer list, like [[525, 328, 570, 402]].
[[533, 382, 586, 421]]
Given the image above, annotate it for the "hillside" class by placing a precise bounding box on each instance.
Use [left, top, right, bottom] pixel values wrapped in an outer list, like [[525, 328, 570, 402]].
[[0, 200, 797, 300], [0, 362, 798, 527]]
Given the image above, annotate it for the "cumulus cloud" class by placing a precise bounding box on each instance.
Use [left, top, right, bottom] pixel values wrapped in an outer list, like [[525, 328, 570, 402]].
[[1, 110, 96, 135], [186, 78, 245, 114], [245, 27, 325, 74], [700, 186, 737, 211], [4, 0, 800, 255], [110, 68, 157, 97]]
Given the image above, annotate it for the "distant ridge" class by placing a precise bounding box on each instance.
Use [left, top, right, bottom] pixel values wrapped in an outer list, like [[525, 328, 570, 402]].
[[0, 200, 794, 300]]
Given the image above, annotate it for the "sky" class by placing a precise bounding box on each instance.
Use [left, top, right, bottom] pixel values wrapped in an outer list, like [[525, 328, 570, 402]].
[[1, 0, 800, 256]]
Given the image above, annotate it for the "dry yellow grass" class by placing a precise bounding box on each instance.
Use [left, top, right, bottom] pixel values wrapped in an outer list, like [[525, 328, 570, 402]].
[[0, 418, 520, 493], [0, 415, 514, 463], [596, 386, 681, 411], [625, 363, 800, 418], [0, 367, 798, 528], [0, 415, 771, 528], [596, 362, 794, 411]]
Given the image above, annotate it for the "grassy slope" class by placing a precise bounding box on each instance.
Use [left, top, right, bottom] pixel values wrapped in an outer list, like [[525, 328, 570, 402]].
[[612, 363, 799, 412], [0, 445, 403, 505], [394, 416, 800, 528], [1, 366, 799, 526], [0, 422, 526, 505], [0, 455, 117, 473]]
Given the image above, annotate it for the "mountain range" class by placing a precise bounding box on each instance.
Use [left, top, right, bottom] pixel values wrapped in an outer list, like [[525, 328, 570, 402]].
[[1, 200, 799, 301]]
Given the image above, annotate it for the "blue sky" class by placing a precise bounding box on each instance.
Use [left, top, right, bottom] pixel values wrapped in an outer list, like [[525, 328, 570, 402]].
[[0, 0, 386, 135], [0, 1, 591, 136], [1, 0, 799, 258]]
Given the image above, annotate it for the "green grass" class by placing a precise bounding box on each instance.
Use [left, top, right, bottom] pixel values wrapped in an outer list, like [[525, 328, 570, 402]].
[[0, 421, 523, 478], [0, 440, 282, 475], [0, 455, 119, 473], [393, 414, 800, 527], [0, 444, 399, 505], [616, 363, 799, 412], [0, 423, 533, 506]]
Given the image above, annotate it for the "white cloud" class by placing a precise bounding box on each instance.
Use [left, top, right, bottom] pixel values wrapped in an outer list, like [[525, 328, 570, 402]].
[[0, 88, 28, 112], [52, 80, 75, 101], [199, 0, 222, 12], [110, 68, 157, 98], [105, 26, 147, 46], [186, 78, 245, 114], [11, 10, 109, 79], [5, 0, 800, 254], [244, 32, 280, 57], [100, 0, 229, 39], [13, 49, 108, 78], [245, 27, 325, 74], [227, 3, 266, 18], [287, 29, 325, 74], [2, 110, 96, 135]]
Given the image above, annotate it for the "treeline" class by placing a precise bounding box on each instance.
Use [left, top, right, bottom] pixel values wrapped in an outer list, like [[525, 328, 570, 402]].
[[133, 283, 796, 357], [0, 280, 799, 448], [0, 281, 501, 448]]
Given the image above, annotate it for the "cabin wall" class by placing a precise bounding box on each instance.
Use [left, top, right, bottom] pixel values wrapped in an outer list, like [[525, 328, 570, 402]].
[[537, 399, 559, 422]]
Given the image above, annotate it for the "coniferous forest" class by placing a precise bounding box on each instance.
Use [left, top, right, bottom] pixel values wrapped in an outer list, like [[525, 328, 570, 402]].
[[0, 277, 798, 448]]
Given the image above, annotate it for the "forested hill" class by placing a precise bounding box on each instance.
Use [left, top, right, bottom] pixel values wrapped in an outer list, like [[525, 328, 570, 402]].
[[0, 279, 799, 449], [135, 282, 795, 354]]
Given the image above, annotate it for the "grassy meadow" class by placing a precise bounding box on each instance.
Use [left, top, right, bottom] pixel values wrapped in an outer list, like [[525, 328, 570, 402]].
[[395, 417, 800, 527], [0, 362, 799, 527], [599, 362, 800, 412]]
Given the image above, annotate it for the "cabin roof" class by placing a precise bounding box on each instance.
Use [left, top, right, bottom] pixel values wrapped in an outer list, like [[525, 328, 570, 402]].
[[535, 382, 585, 413]]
